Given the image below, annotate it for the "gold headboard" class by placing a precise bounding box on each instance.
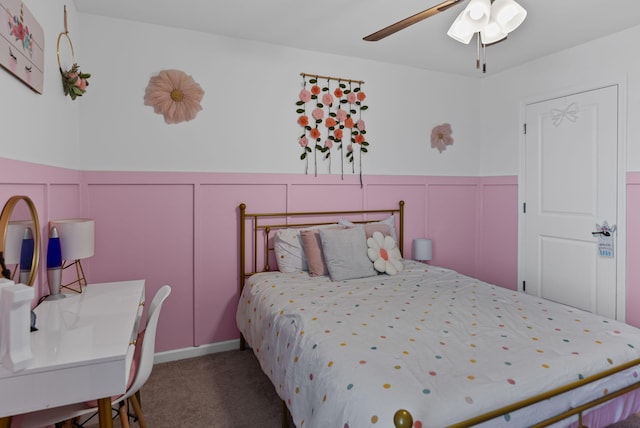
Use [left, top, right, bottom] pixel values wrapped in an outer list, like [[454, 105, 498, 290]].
[[238, 201, 405, 293]]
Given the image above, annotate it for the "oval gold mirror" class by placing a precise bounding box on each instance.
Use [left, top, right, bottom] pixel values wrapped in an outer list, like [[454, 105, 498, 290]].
[[0, 196, 41, 286]]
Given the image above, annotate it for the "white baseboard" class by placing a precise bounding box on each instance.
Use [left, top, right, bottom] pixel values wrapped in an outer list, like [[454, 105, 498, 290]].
[[153, 339, 241, 364]]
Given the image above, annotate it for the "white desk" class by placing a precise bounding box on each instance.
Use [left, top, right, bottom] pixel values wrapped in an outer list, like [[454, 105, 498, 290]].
[[0, 280, 145, 428]]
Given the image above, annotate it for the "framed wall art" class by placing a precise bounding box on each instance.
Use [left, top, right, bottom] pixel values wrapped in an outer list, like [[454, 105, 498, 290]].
[[1, 0, 44, 93]]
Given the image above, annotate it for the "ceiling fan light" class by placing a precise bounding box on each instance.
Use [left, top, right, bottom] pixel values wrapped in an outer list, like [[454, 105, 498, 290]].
[[480, 19, 507, 45], [461, 0, 491, 31], [491, 0, 527, 33], [447, 10, 475, 44]]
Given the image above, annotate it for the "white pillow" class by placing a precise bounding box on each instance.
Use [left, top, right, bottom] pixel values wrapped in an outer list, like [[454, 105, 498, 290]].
[[273, 228, 307, 273], [367, 231, 403, 275], [338, 214, 397, 242]]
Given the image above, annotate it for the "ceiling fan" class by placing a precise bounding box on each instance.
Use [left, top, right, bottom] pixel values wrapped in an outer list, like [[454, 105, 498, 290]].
[[363, 0, 527, 73], [363, 0, 465, 42]]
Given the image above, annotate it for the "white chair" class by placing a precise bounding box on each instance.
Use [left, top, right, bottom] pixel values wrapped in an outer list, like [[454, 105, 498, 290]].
[[12, 284, 172, 428]]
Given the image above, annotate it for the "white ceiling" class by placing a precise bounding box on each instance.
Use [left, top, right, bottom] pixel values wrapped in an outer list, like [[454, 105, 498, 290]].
[[74, 0, 640, 78]]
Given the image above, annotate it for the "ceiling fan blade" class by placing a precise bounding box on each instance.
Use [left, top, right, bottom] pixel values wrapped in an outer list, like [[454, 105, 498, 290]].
[[363, 0, 465, 42]]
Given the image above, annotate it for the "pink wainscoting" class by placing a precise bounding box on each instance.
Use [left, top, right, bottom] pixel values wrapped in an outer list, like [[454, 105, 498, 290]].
[[85, 183, 196, 352], [1, 161, 638, 348], [477, 177, 519, 291], [427, 179, 479, 277], [1, 158, 522, 352], [195, 183, 288, 351], [627, 172, 640, 328]]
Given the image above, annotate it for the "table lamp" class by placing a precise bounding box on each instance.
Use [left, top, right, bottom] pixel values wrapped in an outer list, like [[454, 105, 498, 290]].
[[18, 228, 34, 285], [46, 226, 65, 301], [50, 219, 95, 293], [413, 238, 433, 263]]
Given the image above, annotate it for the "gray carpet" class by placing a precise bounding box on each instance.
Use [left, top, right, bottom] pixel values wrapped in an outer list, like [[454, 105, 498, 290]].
[[87, 350, 280, 428], [88, 349, 640, 428]]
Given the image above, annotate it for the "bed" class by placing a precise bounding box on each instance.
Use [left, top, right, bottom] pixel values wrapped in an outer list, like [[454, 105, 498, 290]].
[[235, 201, 640, 427]]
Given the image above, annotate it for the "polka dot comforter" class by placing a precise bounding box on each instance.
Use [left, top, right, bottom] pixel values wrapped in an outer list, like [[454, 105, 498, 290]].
[[236, 261, 640, 428]]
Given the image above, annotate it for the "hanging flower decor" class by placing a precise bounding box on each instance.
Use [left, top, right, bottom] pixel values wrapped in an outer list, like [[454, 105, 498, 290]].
[[57, 6, 90, 100], [144, 69, 205, 124], [60, 63, 90, 100], [430, 123, 454, 153], [296, 73, 368, 186]]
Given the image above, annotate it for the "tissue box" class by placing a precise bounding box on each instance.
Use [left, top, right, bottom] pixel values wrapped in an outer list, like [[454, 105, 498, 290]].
[[0, 282, 34, 371]]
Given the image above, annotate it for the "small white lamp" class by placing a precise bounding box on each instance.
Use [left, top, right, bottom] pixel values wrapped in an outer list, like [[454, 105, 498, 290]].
[[413, 238, 433, 264], [49, 219, 95, 293]]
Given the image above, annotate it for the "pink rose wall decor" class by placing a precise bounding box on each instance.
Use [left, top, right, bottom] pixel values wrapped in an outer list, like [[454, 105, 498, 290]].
[[431, 123, 454, 153], [295, 72, 368, 187], [144, 69, 205, 124]]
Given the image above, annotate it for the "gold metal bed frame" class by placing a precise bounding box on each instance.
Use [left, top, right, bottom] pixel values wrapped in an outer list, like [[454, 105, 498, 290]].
[[237, 200, 640, 428], [239, 201, 404, 292]]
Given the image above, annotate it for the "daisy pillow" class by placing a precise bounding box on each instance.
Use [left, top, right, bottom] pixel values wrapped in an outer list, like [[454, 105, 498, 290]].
[[367, 231, 403, 275]]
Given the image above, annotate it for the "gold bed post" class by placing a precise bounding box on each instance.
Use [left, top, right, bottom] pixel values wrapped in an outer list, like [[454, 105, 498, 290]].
[[398, 200, 404, 255], [264, 226, 271, 272], [239, 203, 247, 351], [394, 409, 413, 428]]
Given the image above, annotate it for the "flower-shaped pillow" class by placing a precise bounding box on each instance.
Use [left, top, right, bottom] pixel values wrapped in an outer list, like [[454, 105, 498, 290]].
[[367, 231, 403, 275]]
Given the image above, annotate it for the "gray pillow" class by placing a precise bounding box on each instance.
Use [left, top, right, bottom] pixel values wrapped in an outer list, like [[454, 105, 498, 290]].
[[319, 225, 376, 281]]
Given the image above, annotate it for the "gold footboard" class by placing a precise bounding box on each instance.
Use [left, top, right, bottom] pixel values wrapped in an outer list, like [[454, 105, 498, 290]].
[[392, 357, 640, 427]]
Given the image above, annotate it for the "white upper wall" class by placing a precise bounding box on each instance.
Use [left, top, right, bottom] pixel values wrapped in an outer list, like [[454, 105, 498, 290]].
[[2, 3, 638, 176], [479, 25, 640, 175], [75, 14, 481, 176]]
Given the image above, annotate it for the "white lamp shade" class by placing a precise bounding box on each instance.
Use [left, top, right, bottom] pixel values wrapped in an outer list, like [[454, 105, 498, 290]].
[[413, 238, 433, 261], [491, 0, 527, 33], [460, 0, 491, 32], [50, 219, 95, 260], [480, 18, 508, 45], [447, 10, 475, 44], [4, 221, 33, 265]]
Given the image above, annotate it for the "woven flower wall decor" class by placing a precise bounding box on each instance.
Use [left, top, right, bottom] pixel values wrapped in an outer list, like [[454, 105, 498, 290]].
[[295, 74, 368, 186], [144, 69, 204, 124], [431, 123, 454, 153]]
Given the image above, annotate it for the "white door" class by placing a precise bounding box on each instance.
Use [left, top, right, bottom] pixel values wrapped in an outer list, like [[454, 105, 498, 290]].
[[522, 85, 619, 319]]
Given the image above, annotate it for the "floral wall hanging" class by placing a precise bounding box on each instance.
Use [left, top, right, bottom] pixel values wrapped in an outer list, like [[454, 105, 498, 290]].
[[57, 6, 90, 100], [144, 69, 205, 124], [431, 123, 454, 153], [296, 72, 368, 186]]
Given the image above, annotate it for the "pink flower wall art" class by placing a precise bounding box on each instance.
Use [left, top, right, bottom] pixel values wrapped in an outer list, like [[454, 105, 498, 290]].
[[431, 123, 454, 153], [295, 73, 368, 186], [144, 69, 205, 124]]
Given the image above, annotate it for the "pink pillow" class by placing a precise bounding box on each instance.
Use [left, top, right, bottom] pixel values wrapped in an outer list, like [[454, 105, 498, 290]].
[[300, 229, 328, 276], [364, 223, 391, 239], [85, 329, 145, 408], [300, 226, 346, 277]]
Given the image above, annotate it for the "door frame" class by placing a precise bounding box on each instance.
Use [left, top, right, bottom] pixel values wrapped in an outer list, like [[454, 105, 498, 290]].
[[517, 78, 628, 321]]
